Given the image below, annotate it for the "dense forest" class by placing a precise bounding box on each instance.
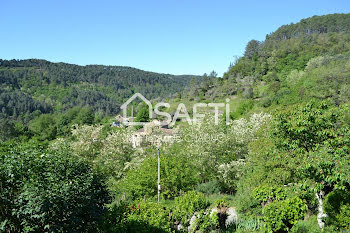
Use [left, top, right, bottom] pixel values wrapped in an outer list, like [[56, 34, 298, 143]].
[[0, 59, 199, 119], [1, 13, 350, 233], [0, 59, 200, 141]]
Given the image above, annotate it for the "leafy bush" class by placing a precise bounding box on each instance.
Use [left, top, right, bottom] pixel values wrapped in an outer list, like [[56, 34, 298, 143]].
[[235, 186, 261, 216], [252, 185, 287, 206], [173, 191, 210, 226], [135, 104, 151, 130], [195, 180, 220, 195], [262, 197, 307, 232], [75, 107, 95, 125], [215, 197, 230, 208], [192, 210, 219, 233], [125, 201, 173, 233], [56, 107, 95, 136], [290, 216, 320, 233], [29, 114, 57, 141], [260, 96, 273, 108], [118, 147, 199, 199], [324, 189, 350, 229], [103, 200, 173, 233], [101, 201, 130, 233], [0, 142, 109, 233], [231, 99, 254, 119]]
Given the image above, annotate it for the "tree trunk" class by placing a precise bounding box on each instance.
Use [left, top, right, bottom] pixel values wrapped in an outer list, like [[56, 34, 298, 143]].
[[316, 190, 327, 229]]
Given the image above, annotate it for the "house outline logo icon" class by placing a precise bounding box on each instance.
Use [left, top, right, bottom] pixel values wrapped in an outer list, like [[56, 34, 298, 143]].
[[120, 93, 153, 126]]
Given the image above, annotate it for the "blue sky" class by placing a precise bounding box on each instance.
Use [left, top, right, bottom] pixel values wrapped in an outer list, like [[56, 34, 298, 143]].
[[1, 0, 349, 76]]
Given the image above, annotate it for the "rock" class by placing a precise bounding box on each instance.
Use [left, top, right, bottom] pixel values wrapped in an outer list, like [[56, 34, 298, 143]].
[[186, 207, 238, 231], [225, 207, 238, 227], [176, 223, 183, 231], [188, 214, 197, 232], [210, 207, 218, 217]]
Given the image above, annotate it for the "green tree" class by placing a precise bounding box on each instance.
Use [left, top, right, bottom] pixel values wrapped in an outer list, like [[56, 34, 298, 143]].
[[75, 107, 94, 125], [262, 197, 307, 232], [244, 40, 261, 59], [0, 142, 109, 232], [118, 147, 200, 199], [209, 70, 218, 78], [272, 101, 350, 228], [29, 114, 57, 141], [135, 104, 150, 129], [0, 119, 17, 142]]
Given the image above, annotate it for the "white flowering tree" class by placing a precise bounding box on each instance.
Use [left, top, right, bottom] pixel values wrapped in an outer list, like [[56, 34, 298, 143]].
[[173, 112, 271, 190], [51, 125, 137, 181]]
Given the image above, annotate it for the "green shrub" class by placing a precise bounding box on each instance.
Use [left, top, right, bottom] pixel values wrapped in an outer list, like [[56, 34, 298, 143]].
[[102, 200, 172, 233], [104, 196, 216, 233], [75, 107, 94, 125], [0, 142, 109, 233], [252, 185, 287, 205], [324, 189, 350, 229], [173, 191, 210, 226], [192, 210, 219, 233], [262, 197, 307, 232], [135, 104, 150, 130], [29, 114, 57, 140], [260, 96, 272, 108], [102, 201, 130, 233], [232, 99, 254, 119], [195, 180, 220, 195], [268, 81, 281, 93], [126, 200, 173, 233], [118, 148, 199, 199], [290, 216, 321, 233], [215, 197, 230, 208]]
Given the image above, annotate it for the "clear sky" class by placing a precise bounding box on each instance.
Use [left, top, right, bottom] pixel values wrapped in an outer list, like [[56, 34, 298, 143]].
[[1, 0, 349, 76]]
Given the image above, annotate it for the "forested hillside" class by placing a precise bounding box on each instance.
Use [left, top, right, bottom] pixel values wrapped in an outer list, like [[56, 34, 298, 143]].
[[0, 59, 198, 119], [190, 13, 350, 108]]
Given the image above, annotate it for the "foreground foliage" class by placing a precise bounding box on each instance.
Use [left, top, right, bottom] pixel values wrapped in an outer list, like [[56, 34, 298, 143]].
[[0, 142, 109, 233]]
